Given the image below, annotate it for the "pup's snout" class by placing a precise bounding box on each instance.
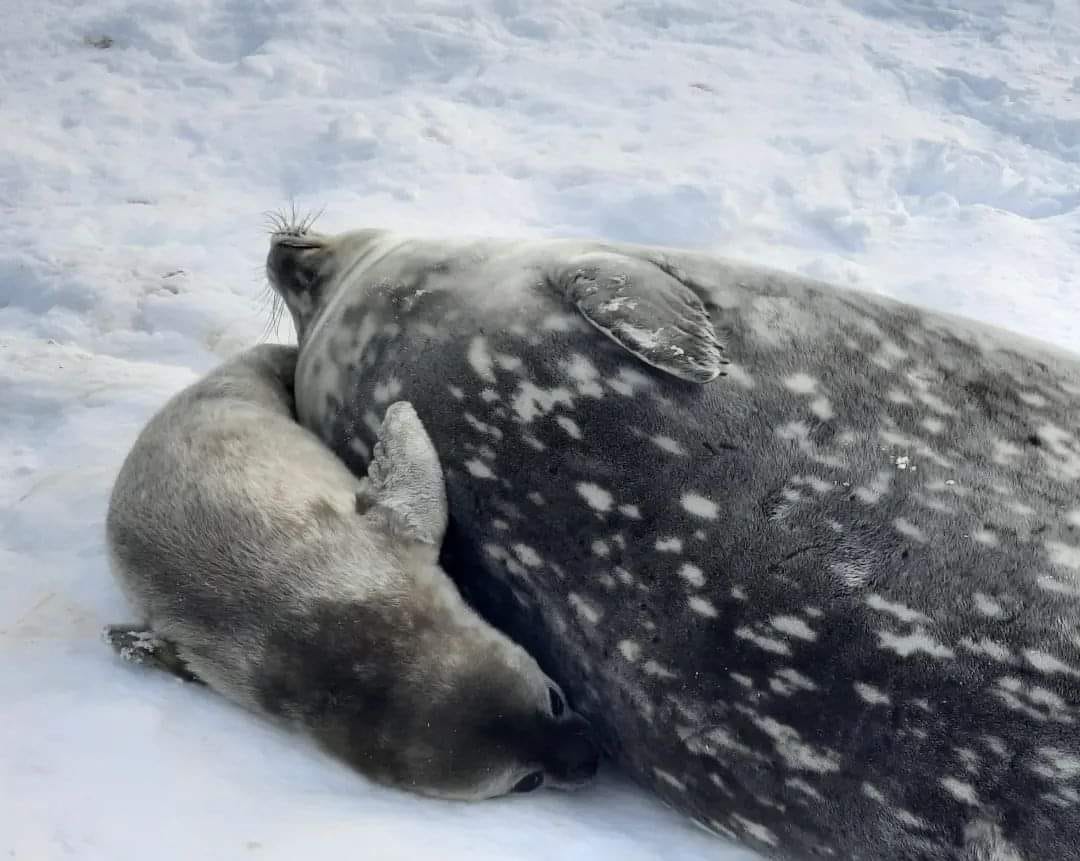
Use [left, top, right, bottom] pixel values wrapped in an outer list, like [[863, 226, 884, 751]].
[[546, 714, 601, 785]]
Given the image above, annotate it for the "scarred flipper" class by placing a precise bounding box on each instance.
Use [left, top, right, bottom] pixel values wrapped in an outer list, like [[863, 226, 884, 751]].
[[355, 401, 448, 547], [556, 251, 727, 383], [102, 625, 204, 685]]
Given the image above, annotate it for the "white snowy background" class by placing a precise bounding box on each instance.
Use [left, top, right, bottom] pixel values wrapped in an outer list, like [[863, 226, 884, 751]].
[[2, 1, 1079, 859]]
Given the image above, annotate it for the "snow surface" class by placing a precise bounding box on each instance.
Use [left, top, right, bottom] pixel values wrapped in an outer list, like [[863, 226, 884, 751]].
[[2, 1, 1079, 859]]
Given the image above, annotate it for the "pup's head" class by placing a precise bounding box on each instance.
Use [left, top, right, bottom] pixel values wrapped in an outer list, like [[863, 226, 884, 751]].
[[259, 598, 600, 801], [379, 634, 601, 799]]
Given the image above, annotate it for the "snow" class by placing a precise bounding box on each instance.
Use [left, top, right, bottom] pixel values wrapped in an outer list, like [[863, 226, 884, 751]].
[[2, 1, 1079, 858]]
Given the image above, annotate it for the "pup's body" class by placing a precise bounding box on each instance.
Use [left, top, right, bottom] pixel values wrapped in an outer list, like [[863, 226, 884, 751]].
[[104, 344, 598, 800]]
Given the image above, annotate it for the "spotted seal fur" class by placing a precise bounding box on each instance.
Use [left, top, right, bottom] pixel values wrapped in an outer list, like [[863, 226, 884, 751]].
[[103, 343, 599, 800], [266, 225, 1080, 859]]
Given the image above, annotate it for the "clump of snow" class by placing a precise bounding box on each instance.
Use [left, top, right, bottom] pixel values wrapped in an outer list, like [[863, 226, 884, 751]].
[[2, 0, 1079, 858]]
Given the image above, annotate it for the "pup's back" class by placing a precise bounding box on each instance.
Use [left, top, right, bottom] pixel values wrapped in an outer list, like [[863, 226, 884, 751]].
[[105, 344, 384, 703]]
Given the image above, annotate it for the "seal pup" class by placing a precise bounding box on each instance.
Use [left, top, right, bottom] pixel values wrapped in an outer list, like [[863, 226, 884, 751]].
[[266, 223, 1080, 860], [103, 343, 599, 800]]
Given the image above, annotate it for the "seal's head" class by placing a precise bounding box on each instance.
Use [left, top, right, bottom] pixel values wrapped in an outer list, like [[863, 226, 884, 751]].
[[258, 596, 599, 801], [264, 216, 384, 342]]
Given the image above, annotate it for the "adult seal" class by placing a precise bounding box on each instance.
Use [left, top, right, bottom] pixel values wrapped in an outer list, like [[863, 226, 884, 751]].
[[266, 224, 1080, 860], [103, 343, 599, 800]]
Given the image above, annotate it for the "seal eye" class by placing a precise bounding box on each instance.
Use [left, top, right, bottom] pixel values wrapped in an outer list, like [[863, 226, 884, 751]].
[[513, 771, 544, 794], [548, 687, 565, 718]]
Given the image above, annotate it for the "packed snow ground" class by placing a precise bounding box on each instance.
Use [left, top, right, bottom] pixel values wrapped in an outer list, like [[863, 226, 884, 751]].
[[2, 1, 1079, 859]]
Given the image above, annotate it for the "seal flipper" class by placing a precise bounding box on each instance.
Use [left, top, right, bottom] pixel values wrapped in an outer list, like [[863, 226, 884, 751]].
[[355, 401, 449, 547], [102, 625, 204, 685], [557, 252, 727, 384]]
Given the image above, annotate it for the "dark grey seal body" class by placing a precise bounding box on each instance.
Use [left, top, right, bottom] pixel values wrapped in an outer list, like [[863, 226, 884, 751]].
[[104, 343, 598, 800], [267, 226, 1080, 860]]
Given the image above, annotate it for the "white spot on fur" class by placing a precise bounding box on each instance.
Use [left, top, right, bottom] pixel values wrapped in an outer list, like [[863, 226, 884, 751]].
[[465, 459, 494, 479], [463, 413, 504, 440], [348, 436, 370, 460], [591, 539, 609, 558], [991, 439, 1023, 466], [940, 777, 979, 806], [555, 415, 582, 440], [511, 382, 573, 423], [731, 815, 777, 847], [512, 544, 542, 568], [643, 660, 676, 679], [862, 782, 886, 803], [527, 491, 545, 506], [679, 563, 705, 588], [973, 592, 1004, 617], [494, 353, 522, 372], [618, 640, 641, 662], [688, 597, 718, 617], [878, 628, 954, 659], [681, 493, 718, 519], [1019, 390, 1049, 408], [652, 435, 687, 456], [960, 638, 1012, 662], [372, 378, 402, 404], [653, 768, 686, 791], [467, 337, 496, 383], [973, 529, 999, 547], [866, 594, 928, 623], [723, 362, 755, 388], [561, 354, 603, 398], [1033, 747, 1080, 781], [731, 585, 748, 601], [1047, 540, 1080, 571], [784, 373, 818, 394], [752, 716, 841, 773], [771, 668, 818, 695], [786, 777, 824, 801], [568, 593, 601, 624], [920, 417, 945, 434], [618, 503, 641, 519], [605, 366, 653, 397], [893, 517, 927, 543], [810, 397, 834, 420], [831, 559, 870, 589], [855, 682, 891, 705], [770, 615, 816, 641], [655, 537, 683, 552], [1025, 649, 1080, 677], [736, 627, 791, 656], [577, 483, 613, 512], [855, 470, 892, 505]]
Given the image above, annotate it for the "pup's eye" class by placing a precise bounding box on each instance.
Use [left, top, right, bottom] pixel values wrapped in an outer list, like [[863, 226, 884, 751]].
[[548, 687, 565, 718], [513, 772, 544, 793]]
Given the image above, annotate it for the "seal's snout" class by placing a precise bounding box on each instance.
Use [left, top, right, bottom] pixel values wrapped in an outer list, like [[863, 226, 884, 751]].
[[545, 714, 601, 786], [266, 232, 325, 295]]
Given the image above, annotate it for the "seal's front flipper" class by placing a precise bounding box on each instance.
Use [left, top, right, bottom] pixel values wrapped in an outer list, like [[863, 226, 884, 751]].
[[102, 625, 204, 685], [355, 401, 448, 547], [557, 252, 727, 384]]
